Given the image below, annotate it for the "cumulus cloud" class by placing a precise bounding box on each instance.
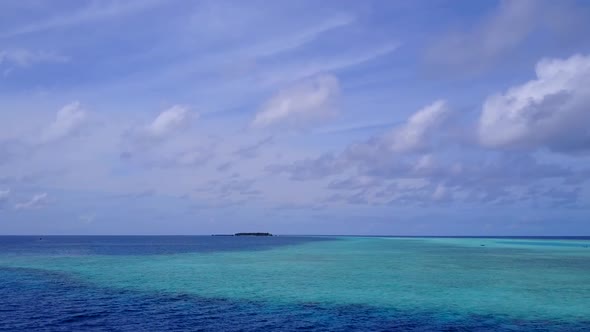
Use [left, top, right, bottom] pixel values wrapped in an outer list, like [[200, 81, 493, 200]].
[[267, 89, 587, 208], [120, 105, 216, 171], [384, 100, 450, 152], [14, 193, 48, 210], [122, 105, 201, 166], [478, 54, 590, 152], [144, 105, 194, 139], [124, 105, 196, 151], [267, 54, 587, 198], [40, 102, 88, 144], [252, 74, 340, 129], [268, 100, 452, 180]]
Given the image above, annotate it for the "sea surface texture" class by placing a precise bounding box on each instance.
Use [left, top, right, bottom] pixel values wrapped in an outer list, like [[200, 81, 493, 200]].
[[0, 236, 589, 331]]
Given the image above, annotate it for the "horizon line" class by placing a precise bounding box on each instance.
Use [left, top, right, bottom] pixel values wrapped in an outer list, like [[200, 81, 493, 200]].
[[1, 234, 589, 238]]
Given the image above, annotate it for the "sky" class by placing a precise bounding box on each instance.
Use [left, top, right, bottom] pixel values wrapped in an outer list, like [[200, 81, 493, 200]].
[[1, 0, 590, 235]]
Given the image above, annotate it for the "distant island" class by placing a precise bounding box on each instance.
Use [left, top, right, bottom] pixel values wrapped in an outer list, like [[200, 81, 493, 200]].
[[212, 233, 273, 236], [235, 232, 273, 236]]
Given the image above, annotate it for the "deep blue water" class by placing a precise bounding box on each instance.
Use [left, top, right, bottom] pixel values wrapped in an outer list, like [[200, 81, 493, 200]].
[[0, 235, 332, 256], [1, 236, 589, 331], [3, 267, 587, 332]]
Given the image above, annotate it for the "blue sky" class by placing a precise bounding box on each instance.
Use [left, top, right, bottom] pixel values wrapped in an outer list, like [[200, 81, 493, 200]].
[[1, 0, 590, 235]]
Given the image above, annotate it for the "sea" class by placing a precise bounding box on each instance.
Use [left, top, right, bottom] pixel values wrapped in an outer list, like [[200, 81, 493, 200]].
[[0, 236, 589, 331]]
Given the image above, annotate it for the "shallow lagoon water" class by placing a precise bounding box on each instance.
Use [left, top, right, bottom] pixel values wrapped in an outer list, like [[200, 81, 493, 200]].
[[1, 236, 589, 331]]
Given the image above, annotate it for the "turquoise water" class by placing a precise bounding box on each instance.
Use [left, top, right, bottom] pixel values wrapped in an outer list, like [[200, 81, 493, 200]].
[[1, 236, 589, 331]]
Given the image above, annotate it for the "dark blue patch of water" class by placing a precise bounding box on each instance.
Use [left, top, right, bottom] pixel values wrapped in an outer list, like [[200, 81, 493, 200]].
[[0, 236, 335, 256], [1, 267, 588, 332]]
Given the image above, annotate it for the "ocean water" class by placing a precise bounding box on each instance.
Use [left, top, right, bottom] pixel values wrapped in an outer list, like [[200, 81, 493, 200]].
[[0, 236, 589, 331]]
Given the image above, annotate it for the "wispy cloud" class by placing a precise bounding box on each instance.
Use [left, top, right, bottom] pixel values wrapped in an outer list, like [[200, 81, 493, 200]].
[[14, 193, 48, 210], [259, 43, 400, 87], [0, 49, 69, 67], [234, 136, 274, 160], [250, 14, 356, 58], [424, 0, 539, 72], [0, 0, 163, 38]]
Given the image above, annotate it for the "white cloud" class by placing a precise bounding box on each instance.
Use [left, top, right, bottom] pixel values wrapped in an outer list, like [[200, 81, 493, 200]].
[[478, 54, 590, 152], [14, 193, 48, 210], [268, 100, 452, 180], [144, 105, 194, 139], [249, 14, 356, 58], [252, 74, 340, 129], [0, 0, 163, 38], [432, 184, 450, 201], [121, 105, 206, 169], [40, 102, 88, 144], [259, 44, 398, 88], [384, 100, 450, 152], [0, 49, 69, 68]]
